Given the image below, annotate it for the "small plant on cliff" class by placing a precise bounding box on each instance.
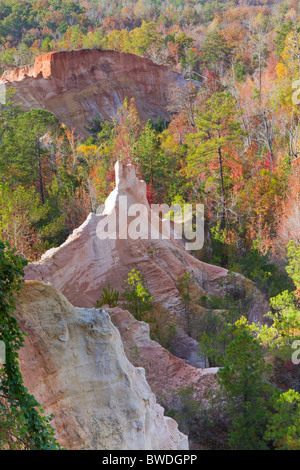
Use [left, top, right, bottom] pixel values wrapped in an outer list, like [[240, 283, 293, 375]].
[[96, 283, 119, 308], [0, 240, 61, 450], [165, 386, 201, 435], [122, 269, 153, 321]]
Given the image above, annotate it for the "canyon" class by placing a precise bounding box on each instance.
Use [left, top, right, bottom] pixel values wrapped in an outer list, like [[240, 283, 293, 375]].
[[2, 49, 270, 450], [24, 161, 270, 334], [17, 161, 270, 449], [0, 49, 191, 137]]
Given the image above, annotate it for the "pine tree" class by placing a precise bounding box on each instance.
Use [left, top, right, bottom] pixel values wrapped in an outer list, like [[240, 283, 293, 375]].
[[187, 92, 245, 229], [0, 109, 60, 204], [217, 330, 275, 450]]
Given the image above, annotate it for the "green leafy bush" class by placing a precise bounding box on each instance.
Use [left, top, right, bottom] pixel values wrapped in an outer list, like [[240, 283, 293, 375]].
[[122, 269, 153, 321]]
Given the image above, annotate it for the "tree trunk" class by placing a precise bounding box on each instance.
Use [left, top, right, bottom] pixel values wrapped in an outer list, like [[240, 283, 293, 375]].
[[218, 147, 226, 229], [37, 139, 45, 205]]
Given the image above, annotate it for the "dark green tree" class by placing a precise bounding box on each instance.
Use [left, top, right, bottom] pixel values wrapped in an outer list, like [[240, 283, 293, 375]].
[[0, 109, 61, 204], [201, 30, 233, 74], [217, 330, 276, 450], [187, 92, 245, 229], [265, 389, 300, 450], [0, 240, 61, 449], [136, 119, 169, 199]]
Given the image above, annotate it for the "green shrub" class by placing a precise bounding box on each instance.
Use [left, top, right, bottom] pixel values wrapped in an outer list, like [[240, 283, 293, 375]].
[[122, 269, 153, 321], [96, 283, 119, 308]]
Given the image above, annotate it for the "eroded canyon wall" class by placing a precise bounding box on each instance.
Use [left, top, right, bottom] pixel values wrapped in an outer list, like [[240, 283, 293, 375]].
[[17, 281, 188, 450], [24, 161, 270, 366], [0, 49, 190, 137]]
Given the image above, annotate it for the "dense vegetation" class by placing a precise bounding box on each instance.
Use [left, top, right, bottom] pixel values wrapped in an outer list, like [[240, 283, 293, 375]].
[[166, 243, 300, 449], [0, 0, 300, 450], [0, 241, 61, 449], [1, 0, 299, 269]]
